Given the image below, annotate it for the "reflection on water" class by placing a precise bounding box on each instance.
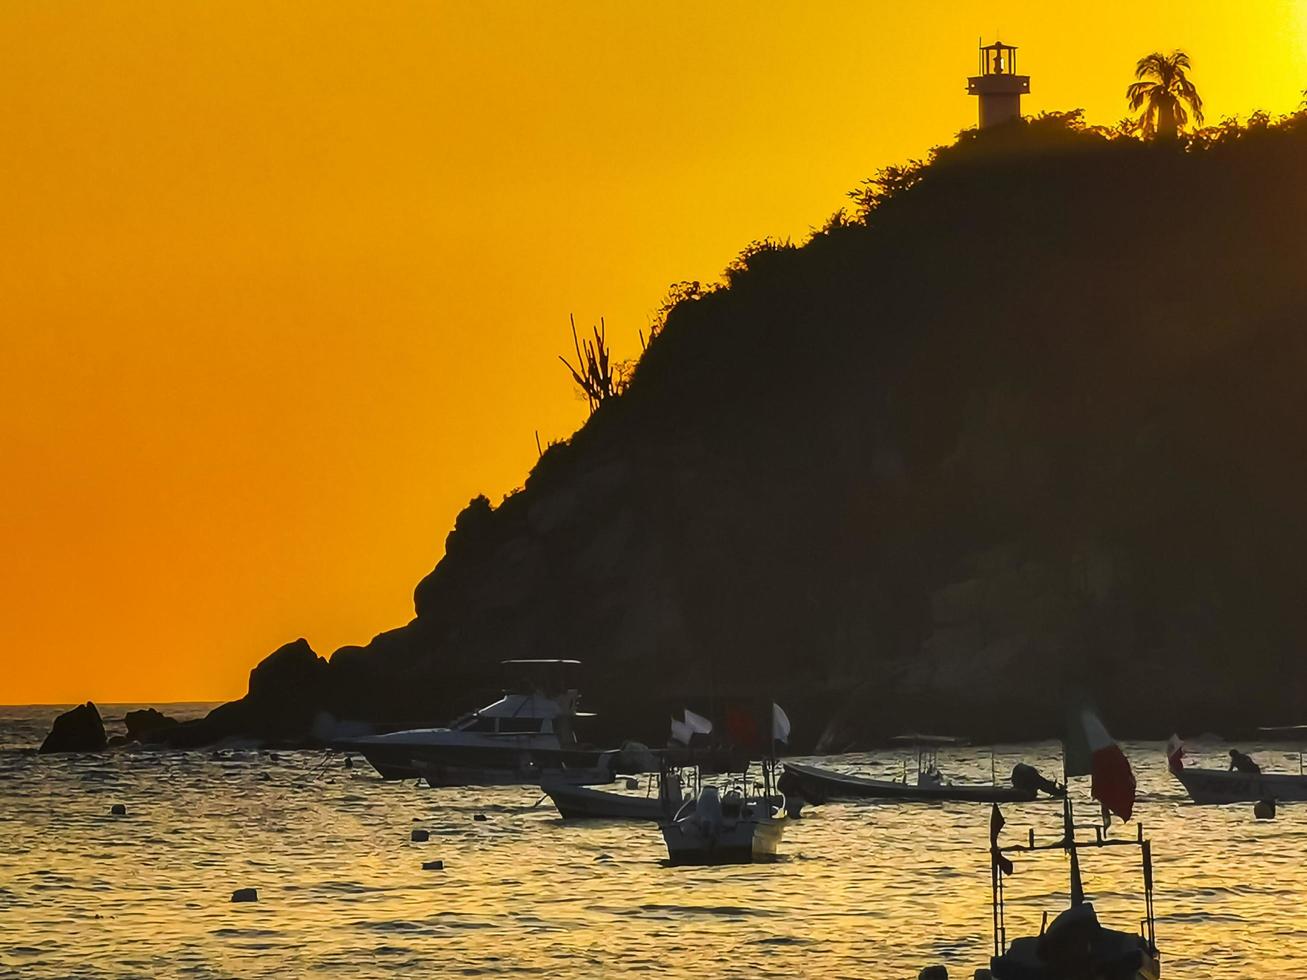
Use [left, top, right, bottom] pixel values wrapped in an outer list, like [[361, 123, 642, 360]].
[[2, 705, 1305, 977]]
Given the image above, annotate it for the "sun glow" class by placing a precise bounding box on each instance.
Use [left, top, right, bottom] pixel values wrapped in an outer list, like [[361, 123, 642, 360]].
[[1, 1, 1304, 703]]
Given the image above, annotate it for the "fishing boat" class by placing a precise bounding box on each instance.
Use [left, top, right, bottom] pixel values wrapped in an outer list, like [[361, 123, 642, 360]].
[[984, 707, 1156, 978], [988, 797, 1161, 979], [342, 660, 614, 783], [1166, 734, 1307, 804], [781, 735, 1063, 804], [658, 703, 795, 863], [660, 769, 787, 865]]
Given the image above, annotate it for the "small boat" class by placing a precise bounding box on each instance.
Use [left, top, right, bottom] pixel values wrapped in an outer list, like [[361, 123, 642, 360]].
[[988, 797, 1161, 979], [660, 783, 786, 865], [543, 771, 686, 821], [782, 735, 1063, 805], [342, 660, 615, 783], [1166, 735, 1307, 804]]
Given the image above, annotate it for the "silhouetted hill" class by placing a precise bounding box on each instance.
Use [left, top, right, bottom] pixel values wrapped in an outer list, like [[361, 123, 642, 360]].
[[181, 111, 1307, 749]]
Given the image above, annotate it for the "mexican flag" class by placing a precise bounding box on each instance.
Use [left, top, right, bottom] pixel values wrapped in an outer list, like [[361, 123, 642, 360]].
[[1065, 708, 1136, 822]]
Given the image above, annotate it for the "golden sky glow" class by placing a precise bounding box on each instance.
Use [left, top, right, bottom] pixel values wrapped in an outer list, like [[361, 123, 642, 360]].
[[2, 2, 1304, 703]]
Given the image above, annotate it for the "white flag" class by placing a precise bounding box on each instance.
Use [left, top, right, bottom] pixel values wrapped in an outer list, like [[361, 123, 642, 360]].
[[772, 703, 792, 744], [670, 717, 694, 745], [683, 709, 713, 736]]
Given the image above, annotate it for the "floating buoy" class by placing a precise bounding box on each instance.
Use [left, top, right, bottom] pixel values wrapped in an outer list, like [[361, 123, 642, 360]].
[[473, 814, 487, 822], [1255, 798, 1276, 820], [109, 804, 127, 816], [411, 829, 430, 842], [421, 860, 444, 871], [230, 888, 258, 903]]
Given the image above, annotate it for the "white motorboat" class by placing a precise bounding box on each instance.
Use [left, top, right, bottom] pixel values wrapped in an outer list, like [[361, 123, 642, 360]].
[[660, 783, 787, 865], [658, 754, 790, 866], [343, 660, 610, 783]]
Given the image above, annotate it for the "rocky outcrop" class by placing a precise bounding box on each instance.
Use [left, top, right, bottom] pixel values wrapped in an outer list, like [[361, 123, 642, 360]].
[[162, 639, 330, 747], [124, 708, 178, 741], [39, 702, 108, 753]]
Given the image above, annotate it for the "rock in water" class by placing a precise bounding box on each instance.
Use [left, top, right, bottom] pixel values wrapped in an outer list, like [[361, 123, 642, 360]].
[[124, 708, 178, 741], [421, 860, 444, 870], [110, 804, 127, 816], [411, 829, 430, 842], [1255, 798, 1276, 820], [39, 702, 107, 753], [473, 814, 487, 822], [919, 968, 948, 980], [230, 888, 258, 903]]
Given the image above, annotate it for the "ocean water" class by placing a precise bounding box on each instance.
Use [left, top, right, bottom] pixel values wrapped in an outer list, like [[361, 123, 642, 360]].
[[2, 705, 1305, 978]]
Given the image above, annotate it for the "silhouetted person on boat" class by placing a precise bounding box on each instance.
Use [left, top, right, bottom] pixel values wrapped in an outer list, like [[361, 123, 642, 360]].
[[1229, 748, 1261, 773]]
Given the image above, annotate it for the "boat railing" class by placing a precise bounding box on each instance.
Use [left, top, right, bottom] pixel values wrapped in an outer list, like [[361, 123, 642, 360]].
[[991, 798, 1157, 958]]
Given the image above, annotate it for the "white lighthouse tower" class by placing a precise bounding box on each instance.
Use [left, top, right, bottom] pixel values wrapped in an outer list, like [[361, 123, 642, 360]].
[[967, 40, 1030, 128]]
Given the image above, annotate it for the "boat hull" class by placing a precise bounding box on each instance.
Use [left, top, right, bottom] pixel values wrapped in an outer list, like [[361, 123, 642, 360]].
[[783, 762, 1037, 804], [660, 814, 786, 866], [992, 946, 1159, 980], [348, 739, 613, 782], [1173, 766, 1307, 804], [544, 782, 678, 821]]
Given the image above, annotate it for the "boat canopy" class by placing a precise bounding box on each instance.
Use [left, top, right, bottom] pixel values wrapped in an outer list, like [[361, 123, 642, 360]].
[[890, 733, 967, 746]]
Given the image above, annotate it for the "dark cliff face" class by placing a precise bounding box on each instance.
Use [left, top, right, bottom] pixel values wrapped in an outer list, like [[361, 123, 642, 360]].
[[211, 114, 1307, 748]]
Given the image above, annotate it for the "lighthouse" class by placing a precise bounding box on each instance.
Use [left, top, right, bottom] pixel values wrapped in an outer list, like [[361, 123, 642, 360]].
[[967, 41, 1030, 128]]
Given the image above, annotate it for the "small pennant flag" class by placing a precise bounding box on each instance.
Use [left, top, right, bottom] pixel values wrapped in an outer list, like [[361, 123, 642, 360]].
[[772, 703, 792, 745], [1166, 733, 1185, 773], [990, 804, 1013, 875], [1065, 708, 1136, 822]]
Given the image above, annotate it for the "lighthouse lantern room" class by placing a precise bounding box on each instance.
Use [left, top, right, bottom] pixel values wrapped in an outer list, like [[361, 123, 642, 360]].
[[967, 40, 1030, 129]]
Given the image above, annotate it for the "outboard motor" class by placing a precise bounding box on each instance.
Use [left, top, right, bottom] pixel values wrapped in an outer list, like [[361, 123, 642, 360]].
[[1011, 763, 1067, 798], [662, 771, 684, 810]]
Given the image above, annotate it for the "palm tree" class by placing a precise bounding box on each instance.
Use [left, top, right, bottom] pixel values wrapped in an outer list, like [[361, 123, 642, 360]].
[[1127, 51, 1204, 139]]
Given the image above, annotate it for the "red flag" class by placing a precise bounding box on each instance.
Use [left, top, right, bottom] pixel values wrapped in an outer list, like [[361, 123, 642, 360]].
[[1091, 744, 1136, 822], [724, 703, 762, 752], [1066, 709, 1136, 823]]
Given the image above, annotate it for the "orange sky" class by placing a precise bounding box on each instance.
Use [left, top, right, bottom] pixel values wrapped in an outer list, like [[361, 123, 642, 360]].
[[2, 2, 1304, 704]]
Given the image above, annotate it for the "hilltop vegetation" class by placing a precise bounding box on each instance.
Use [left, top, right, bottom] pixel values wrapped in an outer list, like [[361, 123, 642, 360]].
[[184, 108, 1307, 748]]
